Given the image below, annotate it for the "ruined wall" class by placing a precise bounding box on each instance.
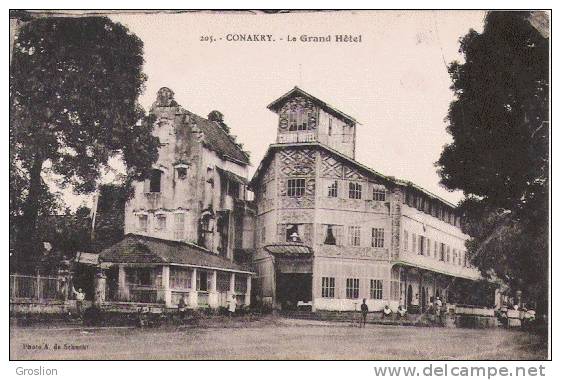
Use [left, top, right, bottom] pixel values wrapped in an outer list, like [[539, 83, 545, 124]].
[[124, 103, 204, 244], [124, 88, 250, 262]]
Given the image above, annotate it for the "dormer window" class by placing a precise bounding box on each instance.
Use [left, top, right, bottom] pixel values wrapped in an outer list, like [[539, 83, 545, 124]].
[[288, 110, 310, 131]]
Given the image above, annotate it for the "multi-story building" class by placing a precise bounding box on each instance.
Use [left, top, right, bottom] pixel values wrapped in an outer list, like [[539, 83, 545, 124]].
[[249, 87, 484, 312], [99, 87, 255, 309]]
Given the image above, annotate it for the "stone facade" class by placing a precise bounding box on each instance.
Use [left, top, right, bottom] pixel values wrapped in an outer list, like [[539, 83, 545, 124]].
[[110, 87, 255, 309]]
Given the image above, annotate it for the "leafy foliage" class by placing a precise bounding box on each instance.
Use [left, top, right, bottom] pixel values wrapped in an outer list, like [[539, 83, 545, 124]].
[[436, 12, 549, 310], [10, 16, 159, 270]]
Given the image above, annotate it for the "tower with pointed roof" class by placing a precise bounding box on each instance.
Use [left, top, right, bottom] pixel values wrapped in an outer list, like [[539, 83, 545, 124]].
[[267, 86, 358, 158], [250, 87, 484, 312]]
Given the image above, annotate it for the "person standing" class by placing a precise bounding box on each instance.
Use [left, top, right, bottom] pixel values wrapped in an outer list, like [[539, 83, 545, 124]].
[[360, 299, 369, 327], [435, 297, 443, 324], [228, 294, 237, 317], [72, 286, 85, 318]]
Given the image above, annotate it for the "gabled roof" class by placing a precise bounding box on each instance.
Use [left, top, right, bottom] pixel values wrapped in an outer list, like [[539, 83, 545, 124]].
[[99, 234, 253, 274], [150, 87, 250, 166], [267, 86, 358, 125], [249, 141, 458, 209], [187, 111, 250, 165]]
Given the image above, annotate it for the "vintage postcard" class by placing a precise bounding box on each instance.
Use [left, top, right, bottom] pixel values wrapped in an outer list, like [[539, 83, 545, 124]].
[[9, 9, 550, 365]]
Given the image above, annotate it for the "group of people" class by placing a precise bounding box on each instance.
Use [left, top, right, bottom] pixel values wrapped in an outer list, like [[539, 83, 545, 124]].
[[358, 299, 407, 327], [177, 293, 238, 317]]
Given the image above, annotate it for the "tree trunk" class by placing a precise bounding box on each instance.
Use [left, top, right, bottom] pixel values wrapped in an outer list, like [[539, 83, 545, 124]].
[[15, 155, 44, 272]]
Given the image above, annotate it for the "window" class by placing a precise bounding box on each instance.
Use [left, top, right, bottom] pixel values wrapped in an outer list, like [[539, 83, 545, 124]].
[[196, 270, 209, 291], [217, 272, 230, 292], [370, 279, 383, 300], [412, 233, 417, 253], [261, 226, 266, 243], [418, 235, 425, 255], [348, 226, 361, 246], [342, 125, 351, 143], [288, 111, 297, 131], [322, 277, 335, 298], [453, 249, 457, 264], [327, 180, 338, 197], [434, 241, 438, 258], [446, 246, 451, 262], [286, 224, 302, 242], [328, 118, 333, 136], [128, 268, 152, 286], [175, 166, 188, 180], [235, 275, 247, 294], [371, 228, 384, 248], [174, 213, 185, 240], [372, 186, 386, 201], [297, 111, 310, 131], [288, 110, 310, 131], [349, 182, 362, 199], [227, 180, 240, 199], [403, 230, 409, 251], [346, 278, 360, 299], [138, 214, 148, 232], [323, 224, 337, 245], [287, 178, 305, 197], [170, 267, 191, 289], [149, 169, 162, 193], [155, 214, 167, 231], [440, 243, 445, 261], [427, 238, 431, 256]]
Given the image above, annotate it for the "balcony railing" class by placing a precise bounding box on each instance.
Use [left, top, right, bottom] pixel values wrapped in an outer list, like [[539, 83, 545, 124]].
[[197, 292, 209, 307], [144, 192, 162, 209]]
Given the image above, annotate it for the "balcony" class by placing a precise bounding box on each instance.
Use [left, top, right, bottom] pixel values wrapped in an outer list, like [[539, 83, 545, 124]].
[[144, 192, 162, 209]]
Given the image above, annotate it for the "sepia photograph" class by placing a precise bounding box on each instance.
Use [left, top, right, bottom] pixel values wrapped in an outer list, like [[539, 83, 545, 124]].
[[8, 8, 550, 365]]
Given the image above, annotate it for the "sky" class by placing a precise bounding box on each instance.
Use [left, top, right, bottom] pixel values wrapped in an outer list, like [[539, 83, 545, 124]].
[[61, 10, 486, 209]]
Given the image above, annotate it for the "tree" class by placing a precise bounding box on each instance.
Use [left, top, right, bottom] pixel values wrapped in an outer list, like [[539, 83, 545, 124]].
[[10, 16, 159, 271], [436, 12, 549, 312], [90, 183, 129, 252]]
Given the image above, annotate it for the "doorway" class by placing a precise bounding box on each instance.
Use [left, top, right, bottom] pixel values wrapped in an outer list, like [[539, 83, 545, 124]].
[[407, 284, 413, 308], [275, 272, 312, 310]]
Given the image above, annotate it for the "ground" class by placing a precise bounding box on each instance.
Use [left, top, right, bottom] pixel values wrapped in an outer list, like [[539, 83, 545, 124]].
[[10, 317, 547, 360]]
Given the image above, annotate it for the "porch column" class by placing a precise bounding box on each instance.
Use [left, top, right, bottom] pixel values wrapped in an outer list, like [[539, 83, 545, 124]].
[[93, 270, 106, 307], [189, 267, 198, 308], [208, 270, 218, 309], [118, 264, 128, 301], [419, 271, 424, 312], [245, 275, 251, 306], [162, 265, 171, 308], [403, 267, 408, 309], [229, 272, 236, 297]]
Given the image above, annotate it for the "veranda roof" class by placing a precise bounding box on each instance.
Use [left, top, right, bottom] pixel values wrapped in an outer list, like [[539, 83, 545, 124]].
[[99, 234, 253, 274]]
